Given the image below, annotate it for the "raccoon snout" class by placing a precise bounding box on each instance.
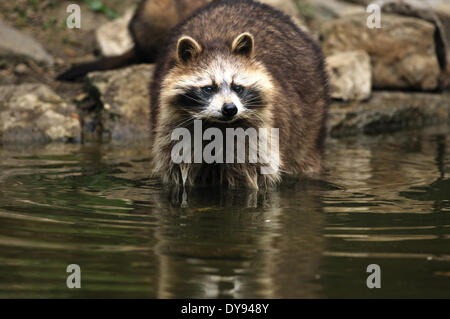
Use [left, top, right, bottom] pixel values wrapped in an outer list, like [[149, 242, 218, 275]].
[[221, 103, 238, 117]]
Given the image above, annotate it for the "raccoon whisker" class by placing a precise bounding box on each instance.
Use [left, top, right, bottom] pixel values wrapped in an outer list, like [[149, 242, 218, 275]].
[[194, 110, 209, 119], [244, 98, 262, 103], [244, 104, 266, 108], [243, 95, 263, 102], [173, 115, 196, 128], [180, 94, 206, 105], [245, 104, 265, 108], [248, 109, 263, 116], [244, 96, 264, 102], [243, 99, 265, 107], [246, 110, 266, 124], [244, 96, 262, 102]]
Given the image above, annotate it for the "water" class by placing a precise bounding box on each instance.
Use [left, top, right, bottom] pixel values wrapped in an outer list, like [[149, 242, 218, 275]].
[[0, 126, 449, 298]]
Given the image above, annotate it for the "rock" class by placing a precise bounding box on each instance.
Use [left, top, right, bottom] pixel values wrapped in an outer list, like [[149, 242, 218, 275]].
[[0, 84, 80, 144], [321, 13, 441, 90], [86, 64, 154, 142], [375, 0, 450, 89], [302, 0, 365, 20], [327, 91, 450, 136], [259, 0, 309, 31], [344, 0, 441, 7], [14, 63, 29, 75], [0, 20, 54, 65], [258, 0, 300, 18], [295, 0, 364, 35], [326, 50, 372, 101], [434, 1, 450, 88], [341, 0, 369, 4], [96, 8, 135, 57], [341, 0, 450, 88], [436, 1, 450, 27], [435, 2, 450, 42], [259, 0, 298, 16]]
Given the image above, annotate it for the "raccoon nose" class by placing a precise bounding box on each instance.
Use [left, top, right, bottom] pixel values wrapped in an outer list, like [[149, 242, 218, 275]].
[[221, 103, 238, 117]]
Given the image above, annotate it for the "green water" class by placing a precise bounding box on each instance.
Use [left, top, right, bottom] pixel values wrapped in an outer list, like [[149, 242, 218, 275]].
[[0, 126, 449, 298]]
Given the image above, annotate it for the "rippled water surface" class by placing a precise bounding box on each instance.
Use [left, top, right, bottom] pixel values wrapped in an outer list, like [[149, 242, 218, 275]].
[[0, 126, 449, 298]]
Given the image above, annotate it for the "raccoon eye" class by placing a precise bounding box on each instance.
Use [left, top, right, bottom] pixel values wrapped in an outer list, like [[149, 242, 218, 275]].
[[201, 86, 216, 96], [232, 84, 244, 95]]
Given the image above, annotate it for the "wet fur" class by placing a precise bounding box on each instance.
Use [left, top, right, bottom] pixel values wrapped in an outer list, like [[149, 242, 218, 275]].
[[151, 0, 329, 189]]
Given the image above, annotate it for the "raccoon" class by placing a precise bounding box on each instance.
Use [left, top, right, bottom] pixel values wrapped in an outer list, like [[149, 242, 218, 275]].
[[151, 0, 329, 189]]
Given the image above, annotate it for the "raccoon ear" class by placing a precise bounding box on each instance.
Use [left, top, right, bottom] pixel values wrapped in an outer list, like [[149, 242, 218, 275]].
[[231, 32, 254, 58], [176, 36, 202, 64]]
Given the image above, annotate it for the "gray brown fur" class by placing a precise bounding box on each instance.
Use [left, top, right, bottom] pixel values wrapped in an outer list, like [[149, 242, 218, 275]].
[[151, 0, 329, 189]]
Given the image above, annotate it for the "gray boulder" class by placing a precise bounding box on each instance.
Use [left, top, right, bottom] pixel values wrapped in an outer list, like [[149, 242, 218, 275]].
[[96, 8, 135, 57], [302, 0, 365, 20], [326, 50, 372, 101], [86, 64, 154, 142], [321, 13, 441, 90], [341, 0, 450, 88], [0, 84, 80, 144], [0, 20, 54, 65], [434, 2, 450, 88], [376, 0, 450, 89], [328, 91, 450, 136], [258, 0, 309, 30]]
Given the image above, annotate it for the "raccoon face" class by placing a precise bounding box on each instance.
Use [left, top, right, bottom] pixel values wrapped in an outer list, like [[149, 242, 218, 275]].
[[161, 33, 274, 124]]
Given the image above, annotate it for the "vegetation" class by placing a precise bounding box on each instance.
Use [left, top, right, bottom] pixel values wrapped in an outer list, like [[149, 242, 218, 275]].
[[83, 0, 119, 19]]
